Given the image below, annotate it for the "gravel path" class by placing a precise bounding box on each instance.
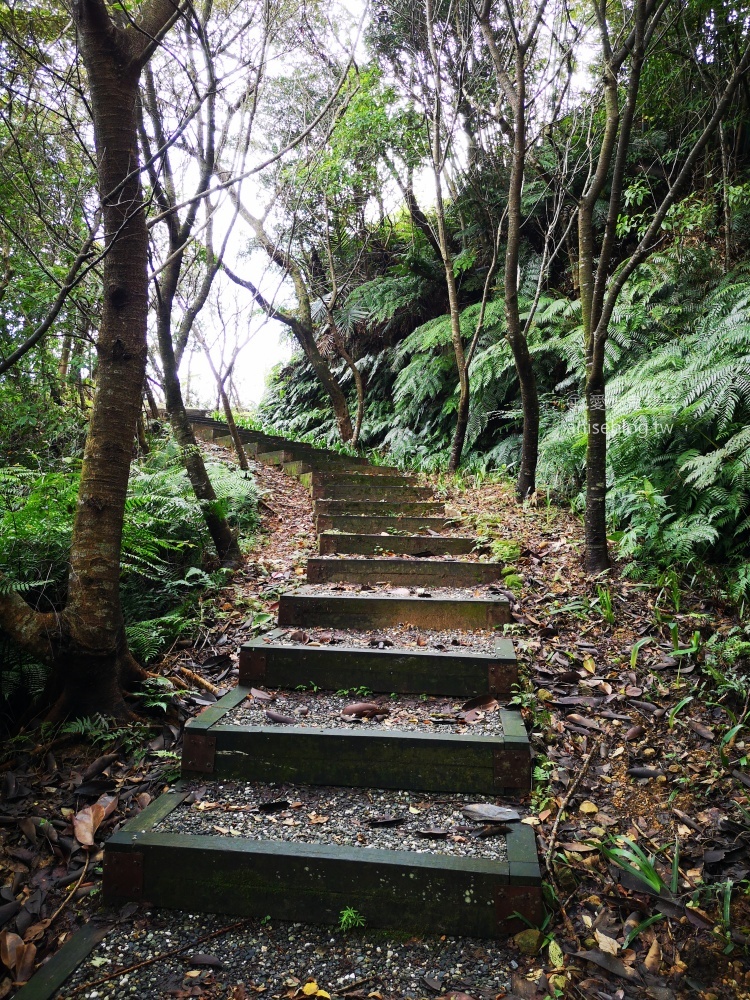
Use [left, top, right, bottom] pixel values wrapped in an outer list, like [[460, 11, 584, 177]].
[[55, 911, 516, 998], [225, 689, 506, 735], [270, 625, 500, 654], [154, 781, 516, 860]]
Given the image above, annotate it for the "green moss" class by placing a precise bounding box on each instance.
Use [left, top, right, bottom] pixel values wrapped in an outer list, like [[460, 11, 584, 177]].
[[503, 573, 524, 593]]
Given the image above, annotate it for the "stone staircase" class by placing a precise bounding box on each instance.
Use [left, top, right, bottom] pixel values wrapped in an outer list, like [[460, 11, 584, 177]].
[[103, 418, 542, 937]]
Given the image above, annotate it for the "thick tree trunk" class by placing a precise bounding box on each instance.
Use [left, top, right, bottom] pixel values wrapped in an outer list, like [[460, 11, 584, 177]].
[[0, 1, 182, 720], [54, 4, 156, 718]]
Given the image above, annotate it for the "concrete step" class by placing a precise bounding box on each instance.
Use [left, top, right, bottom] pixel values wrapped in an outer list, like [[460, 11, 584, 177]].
[[309, 483, 434, 501], [278, 586, 511, 630], [104, 784, 542, 937], [180, 685, 530, 793], [314, 500, 445, 518], [306, 557, 504, 587], [300, 471, 420, 490], [316, 514, 451, 533], [285, 459, 402, 477], [240, 629, 517, 698], [318, 532, 476, 556]]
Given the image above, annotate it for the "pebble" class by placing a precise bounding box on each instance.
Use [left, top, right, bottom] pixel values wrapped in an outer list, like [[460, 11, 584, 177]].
[[226, 689, 506, 735], [57, 913, 514, 999], [274, 625, 499, 654], [155, 780, 515, 860]]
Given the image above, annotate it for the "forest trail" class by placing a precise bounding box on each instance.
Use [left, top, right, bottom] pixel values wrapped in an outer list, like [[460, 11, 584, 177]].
[[13, 421, 750, 999]]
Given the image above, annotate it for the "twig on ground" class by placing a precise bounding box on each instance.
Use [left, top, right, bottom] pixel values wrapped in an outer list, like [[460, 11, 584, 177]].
[[545, 737, 603, 874], [47, 854, 90, 927], [66, 918, 250, 995], [543, 736, 603, 943], [177, 665, 221, 696]]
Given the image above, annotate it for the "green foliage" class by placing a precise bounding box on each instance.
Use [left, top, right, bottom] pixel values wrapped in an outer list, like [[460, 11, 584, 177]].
[[338, 906, 366, 932], [258, 246, 750, 603], [0, 435, 261, 702]]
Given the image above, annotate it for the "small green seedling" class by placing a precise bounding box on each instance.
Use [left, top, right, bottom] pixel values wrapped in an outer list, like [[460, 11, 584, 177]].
[[630, 637, 653, 669], [596, 585, 615, 626], [338, 906, 365, 932], [668, 695, 694, 728]]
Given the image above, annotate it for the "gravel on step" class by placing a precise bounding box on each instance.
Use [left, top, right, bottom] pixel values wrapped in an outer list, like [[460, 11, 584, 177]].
[[294, 583, 513, 601], [313, 551, 490, 563], [155, 781, 516, 860], [54, 911, 515, 999], [268, 625, 500, 654], [224, 688, 506, 735]]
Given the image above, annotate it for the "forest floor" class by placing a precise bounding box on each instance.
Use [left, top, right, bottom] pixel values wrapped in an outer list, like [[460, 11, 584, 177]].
[[1, 443, 749, 999]]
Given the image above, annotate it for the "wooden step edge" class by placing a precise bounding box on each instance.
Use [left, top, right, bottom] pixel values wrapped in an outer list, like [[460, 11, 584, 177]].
[[103, 788, 542, 938], [313, 502, 446, 517], [299, 472, 420, 488], [13, 922, 111, 1000], [309, 486, 435, 501]]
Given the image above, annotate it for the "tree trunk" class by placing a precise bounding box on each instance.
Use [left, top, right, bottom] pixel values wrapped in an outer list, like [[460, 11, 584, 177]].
[[333, 333, 365, 447], [158, 314, 242, 564], [49, 1, 172, 718], [58, 333, 72, 386], [514, 339, 539, 498], [448, 366, 470, 473], [584, 380, 609, 574], [136, 412, 150, 455], [144, 380, 159, 418], [296, 328, 354, 442], [503, 46, 539, 499], [220, 386, 249, 470]]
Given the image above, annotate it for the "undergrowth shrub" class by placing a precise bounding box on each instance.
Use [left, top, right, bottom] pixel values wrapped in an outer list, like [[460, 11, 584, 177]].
[[0, 436, 261, 708], [257, 247, 749, 605]]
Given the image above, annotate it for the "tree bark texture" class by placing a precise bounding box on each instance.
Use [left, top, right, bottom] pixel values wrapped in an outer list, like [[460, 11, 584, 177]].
[[0, 0, 181, 719]]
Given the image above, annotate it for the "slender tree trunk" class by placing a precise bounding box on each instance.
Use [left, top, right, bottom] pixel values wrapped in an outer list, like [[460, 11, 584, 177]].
[[220, 386, 249, 470], [424, 0, 469, 473], [720, 122, 732, 270], [136, 412, 149, 455], [514, 341, 540, 498], [448, 349, 470, 472], [503, 46, 539, 498], [584, 378, 609, 573], [144, 380, 159, 418], [157, 309, 242, 564], [58, 333, 72, 391], [333, 333, 365, 447]]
